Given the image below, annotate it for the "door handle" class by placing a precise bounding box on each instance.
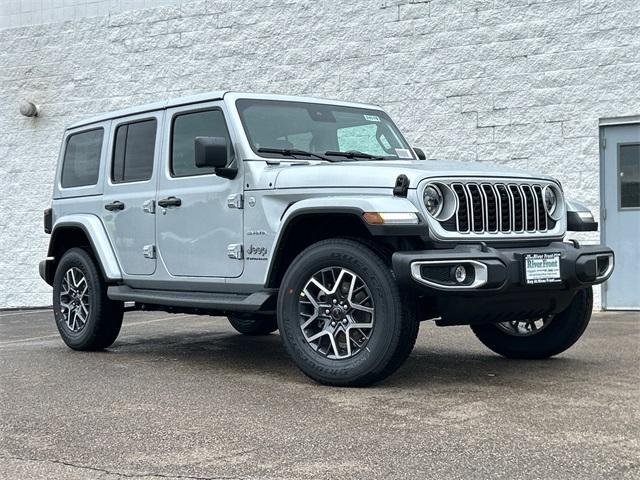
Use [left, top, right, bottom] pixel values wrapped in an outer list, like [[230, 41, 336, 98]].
[[104, 201, 125, 211], [157, 196, 182, 208]]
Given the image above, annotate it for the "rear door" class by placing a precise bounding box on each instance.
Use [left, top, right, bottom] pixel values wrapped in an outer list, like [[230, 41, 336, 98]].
[[155, 101, 244, 278], [101, 111, 163, 276]]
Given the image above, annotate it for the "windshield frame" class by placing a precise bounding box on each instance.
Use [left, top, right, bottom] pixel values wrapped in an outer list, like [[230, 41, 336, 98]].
[[235, 98, 416, 161]]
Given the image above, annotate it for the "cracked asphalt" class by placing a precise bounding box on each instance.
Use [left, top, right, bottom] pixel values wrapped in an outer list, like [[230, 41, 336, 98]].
[[0, 308, 638, 479]]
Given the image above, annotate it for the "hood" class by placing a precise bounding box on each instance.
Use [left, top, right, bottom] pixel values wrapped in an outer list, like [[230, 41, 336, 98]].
[[274, 159, 555, 189]]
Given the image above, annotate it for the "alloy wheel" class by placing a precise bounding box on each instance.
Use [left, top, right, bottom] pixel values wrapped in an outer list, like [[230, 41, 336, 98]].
[[495, 315, 554, 337], [59, 267, 90, 333], [298, 267, 375, 359]]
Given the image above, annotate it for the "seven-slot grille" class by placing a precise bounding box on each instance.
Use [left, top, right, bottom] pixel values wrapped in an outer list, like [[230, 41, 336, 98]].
[[442, 182, 555, 234]]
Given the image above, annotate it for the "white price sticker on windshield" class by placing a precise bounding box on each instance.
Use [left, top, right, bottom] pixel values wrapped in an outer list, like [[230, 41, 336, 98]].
[[364, 114, 380, 122], [395, 148, 412, 159]]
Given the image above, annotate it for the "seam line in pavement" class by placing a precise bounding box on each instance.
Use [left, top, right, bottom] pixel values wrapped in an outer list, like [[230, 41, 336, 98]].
[[0, 310, 52, 318], [0, 315, 196, 347], [0, 455, 242, 480]]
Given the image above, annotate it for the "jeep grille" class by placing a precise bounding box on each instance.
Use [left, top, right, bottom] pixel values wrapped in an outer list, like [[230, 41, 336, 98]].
[[425, 179, 564, 239]]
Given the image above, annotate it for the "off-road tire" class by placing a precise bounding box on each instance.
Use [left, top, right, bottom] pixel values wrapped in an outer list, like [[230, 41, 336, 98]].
[[228, 314, 278, 335], [52, 248, 124, 351], [471, 287, 593, 359], [277, 238, 419, 387]]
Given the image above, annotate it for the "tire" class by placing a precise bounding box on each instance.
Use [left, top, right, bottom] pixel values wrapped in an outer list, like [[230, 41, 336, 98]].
[[471, 287, 593, 359], [277, 238, 418, 387], [52, 247, 124, 351], [228, 314, 278, 335]]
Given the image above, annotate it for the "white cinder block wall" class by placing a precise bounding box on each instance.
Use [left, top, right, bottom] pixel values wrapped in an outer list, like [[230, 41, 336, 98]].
[[1, 0, 639, 308]]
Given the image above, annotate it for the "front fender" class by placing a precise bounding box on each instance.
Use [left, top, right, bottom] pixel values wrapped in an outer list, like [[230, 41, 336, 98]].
[[278, 195, 424, 236], [49, 214, 122, 281], [263, 195, 425, 286]]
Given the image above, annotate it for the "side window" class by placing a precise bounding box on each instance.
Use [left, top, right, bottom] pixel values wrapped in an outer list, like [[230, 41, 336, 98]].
[[61, 128, 104, 188], [171, 109, 231, 177], [112, 119, 157, 183]]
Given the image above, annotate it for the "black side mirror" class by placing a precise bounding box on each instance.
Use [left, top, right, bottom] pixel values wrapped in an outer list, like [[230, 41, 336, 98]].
[[194, 136, 237, 179], [413, 147, 426, 160]]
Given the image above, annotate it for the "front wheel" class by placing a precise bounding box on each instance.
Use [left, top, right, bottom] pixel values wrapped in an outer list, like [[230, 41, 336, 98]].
[[277, 239, 418, 387], [471, 287, 593, 359]]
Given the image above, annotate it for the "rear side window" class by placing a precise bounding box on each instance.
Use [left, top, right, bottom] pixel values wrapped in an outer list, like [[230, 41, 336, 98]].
[[61, 128, 104, 188], [112, 119, 157, 183], [171, 109, 231, 177]]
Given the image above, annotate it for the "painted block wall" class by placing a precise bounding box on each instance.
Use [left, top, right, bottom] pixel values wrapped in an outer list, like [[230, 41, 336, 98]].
[[1, 0, 639, 308]]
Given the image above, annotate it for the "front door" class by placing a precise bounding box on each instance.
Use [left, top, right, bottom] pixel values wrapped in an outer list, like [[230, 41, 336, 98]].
[[601, 123, 640, 310], [102, 112, 163, 276], [156, 102, 244, 278]]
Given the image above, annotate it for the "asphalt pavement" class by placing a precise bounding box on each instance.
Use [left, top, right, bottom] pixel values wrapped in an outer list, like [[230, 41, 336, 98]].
[[0, 308, 638, 479]]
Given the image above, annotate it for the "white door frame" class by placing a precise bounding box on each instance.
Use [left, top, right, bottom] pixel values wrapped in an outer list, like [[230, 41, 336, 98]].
[[599, 116, 640, 310]]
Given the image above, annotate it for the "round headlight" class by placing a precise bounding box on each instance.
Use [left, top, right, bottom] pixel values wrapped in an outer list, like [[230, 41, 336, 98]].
[[543, 185, 558, 216], [423, 184, 444, 218]]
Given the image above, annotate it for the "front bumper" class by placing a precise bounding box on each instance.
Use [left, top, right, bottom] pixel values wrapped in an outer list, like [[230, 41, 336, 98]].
[[392, 242, 614, 325], [393, 241, 614, 293]]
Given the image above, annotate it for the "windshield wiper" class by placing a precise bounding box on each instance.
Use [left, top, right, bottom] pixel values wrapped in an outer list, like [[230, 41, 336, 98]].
[[324, 150, 385, 160], [257, 147, 336, 162]]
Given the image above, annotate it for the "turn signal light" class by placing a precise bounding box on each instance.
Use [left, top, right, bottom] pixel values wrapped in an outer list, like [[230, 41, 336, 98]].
[[363, 212, 419, 225]]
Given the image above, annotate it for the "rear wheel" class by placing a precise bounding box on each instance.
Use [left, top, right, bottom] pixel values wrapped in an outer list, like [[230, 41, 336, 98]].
[[277, 239, 418, 387], [471, 287, 593, 359], [228, 314, 278, 335], [52, 248, 124, 351]]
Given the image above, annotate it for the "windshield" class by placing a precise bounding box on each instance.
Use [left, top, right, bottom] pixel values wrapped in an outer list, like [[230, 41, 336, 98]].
[[236, 99, 414, 160]]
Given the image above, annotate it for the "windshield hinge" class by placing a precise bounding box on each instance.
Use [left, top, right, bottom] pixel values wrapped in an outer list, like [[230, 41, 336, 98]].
[[393, 174, 410, 197]]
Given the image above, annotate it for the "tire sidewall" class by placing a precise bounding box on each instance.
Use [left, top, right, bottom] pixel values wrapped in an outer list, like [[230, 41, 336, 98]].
[[277, 241, 402, 384], [228, 315, 278, 335], [472, 287, 593, 359]]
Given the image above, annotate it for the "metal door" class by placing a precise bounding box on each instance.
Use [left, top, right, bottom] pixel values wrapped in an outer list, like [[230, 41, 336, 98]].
[[101, 111, 163, 276], [601, 123, 640, 310], [155, 101, 244, 278]]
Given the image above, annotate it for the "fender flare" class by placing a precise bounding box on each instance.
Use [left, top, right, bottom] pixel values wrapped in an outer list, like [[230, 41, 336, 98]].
[[264, 195, 424, 286], [48, 214, 122, 281]]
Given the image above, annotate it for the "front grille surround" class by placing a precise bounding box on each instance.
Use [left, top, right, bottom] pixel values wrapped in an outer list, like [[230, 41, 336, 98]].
[[420, 178, 565, 241]]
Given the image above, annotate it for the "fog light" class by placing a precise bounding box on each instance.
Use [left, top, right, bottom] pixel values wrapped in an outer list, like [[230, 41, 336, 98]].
[[453, 265, 467, 283]]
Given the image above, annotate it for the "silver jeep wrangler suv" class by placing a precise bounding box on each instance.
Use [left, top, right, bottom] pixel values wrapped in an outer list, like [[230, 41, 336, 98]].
[[40, 92, 615, 386]]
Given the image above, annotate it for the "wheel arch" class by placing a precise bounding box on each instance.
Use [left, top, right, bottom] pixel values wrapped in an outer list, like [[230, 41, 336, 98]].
[[45, 214, 122, 285], [264, 196, 424, 289]]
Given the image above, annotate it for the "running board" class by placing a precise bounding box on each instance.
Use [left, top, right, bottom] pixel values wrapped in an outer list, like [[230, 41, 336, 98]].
[[107, 285, 275, 313]]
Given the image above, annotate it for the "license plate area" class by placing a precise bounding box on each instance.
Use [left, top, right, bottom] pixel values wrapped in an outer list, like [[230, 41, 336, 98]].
[[524, 253, 561, 285]]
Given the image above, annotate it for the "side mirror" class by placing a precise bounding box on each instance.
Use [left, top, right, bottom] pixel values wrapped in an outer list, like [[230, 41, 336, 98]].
[[413, 147, 426, 160], [194, 136, 237, 179]]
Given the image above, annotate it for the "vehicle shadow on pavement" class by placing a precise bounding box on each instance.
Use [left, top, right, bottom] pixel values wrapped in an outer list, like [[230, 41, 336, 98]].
[[103, 327, 596, 389]]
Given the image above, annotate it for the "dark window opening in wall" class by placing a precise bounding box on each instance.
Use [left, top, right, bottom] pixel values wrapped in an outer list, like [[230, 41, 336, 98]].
[[112, 119, 157, 183], [619, 143, 640, 209], [61, 128, 104, 188]]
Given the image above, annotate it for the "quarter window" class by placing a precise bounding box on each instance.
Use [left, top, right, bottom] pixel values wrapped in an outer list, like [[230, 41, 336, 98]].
[[112, 119, 157, 183], [61, 128, 104, 188], [171, 109, 231, 177]]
